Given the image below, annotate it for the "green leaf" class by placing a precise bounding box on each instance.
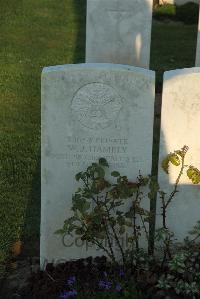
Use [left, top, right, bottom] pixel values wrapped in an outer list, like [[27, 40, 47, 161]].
[[125, 211, 134, 218], [169, 153, 180, 166], [83, 189, 93, 199], [92, 162, 98, 168], [91, 182, 99, 194], [111, 171, 120, 177], [73, 193, 82, 201], [75, 227, 85, 235], [187, 166, 200, 184], [76, 188, 82, 193], [161, 156, 170, 174], [96, 166, 105, 178], [116, 210, 123, 216], [117, 215, 125, 225], [93, 216, 102, 225], [125, 221, 132, 227], [75, 172, 82, 181], [83, 201, 91, 211], [87, 166, 94, 175], [63, 221, 70, 230], [99, 158, 109, 167], [155, 227, 171, 242], [112, 200, 123, 208], [119, 186, 131, 199], [138, 176, 149, 186], [73, 198, 90, 213]]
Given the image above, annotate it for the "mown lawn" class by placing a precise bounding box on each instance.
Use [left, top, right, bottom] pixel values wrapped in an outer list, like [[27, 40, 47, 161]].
[[0, 0, 198, 269], [0, 0, 86, 267], [150, 19, 198, 90]]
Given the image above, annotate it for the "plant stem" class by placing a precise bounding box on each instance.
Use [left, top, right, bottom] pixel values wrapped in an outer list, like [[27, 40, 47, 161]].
[[104, 192, 126, 265], [165, 154, 186, 209], [82, 179, 116, 263], [161, 154, 186, 231], [191, 234, 200, 242], [82, 220, 116, 263], [139, 213, 149, 242], [93, 238, 116, 264], [133, 190, 140, 252], [103, 219, 116, 263], [161, 193, 167, 229], [159, 153, 187, 262]]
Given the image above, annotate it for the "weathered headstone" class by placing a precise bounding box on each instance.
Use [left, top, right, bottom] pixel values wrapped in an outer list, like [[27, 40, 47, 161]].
[[158, 68, 200, 240], [41, 63, 155, 266], [195, 6, 200, 66], [86, 0, 153, 68]]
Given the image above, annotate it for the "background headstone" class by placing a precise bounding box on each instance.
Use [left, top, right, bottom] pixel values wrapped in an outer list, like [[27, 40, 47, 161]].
[[195, 6, 200, 66], [158, 68, 200, 240], [86, 0, 153, 68], [41, 63, 155, 266]]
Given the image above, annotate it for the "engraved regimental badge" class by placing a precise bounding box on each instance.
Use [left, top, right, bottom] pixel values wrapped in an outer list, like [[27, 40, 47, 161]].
[[71, 83, 122, 130]]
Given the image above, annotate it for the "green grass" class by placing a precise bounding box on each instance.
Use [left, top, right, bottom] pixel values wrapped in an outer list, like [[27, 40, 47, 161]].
[[0, 0, 198, 269], [0, 0, 86, 265], [150, 20, 197, 91], [153, 3, 199, 24], [153, 4, 176, 18]]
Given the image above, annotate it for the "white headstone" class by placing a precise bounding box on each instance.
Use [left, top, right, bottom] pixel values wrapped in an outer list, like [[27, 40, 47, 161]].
[[86, 0, 153, 68], [41, 63, 155, 266], [158, 68, 200, 240], [195, 6, 200, 66]]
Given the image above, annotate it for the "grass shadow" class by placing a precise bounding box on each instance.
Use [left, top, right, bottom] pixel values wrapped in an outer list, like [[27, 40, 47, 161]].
[[72, 0, 86, 63], [20, 155, 41, 258]]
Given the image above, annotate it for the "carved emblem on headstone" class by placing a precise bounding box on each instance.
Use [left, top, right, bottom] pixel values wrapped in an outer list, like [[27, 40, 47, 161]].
[[71, 83, 122, 129]]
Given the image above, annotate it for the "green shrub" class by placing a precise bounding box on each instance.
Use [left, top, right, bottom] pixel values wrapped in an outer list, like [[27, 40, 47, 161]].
[[56, 146, 200, 298]]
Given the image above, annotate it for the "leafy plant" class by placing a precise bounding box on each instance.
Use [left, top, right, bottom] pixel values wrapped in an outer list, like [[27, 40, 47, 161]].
[[157, 229, 200, 297], [156, 146, 200, 264], [56, 157, 151, 266], [156, 213, 200, 297], [56, 146, 200, 298]]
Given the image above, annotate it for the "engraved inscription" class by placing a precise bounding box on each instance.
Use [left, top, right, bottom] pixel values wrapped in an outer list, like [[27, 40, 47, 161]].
[[71, 83, 122, 130], [173, 91, 200, 114], [108, 10, 133, 19], [49, 136, 145, 170]]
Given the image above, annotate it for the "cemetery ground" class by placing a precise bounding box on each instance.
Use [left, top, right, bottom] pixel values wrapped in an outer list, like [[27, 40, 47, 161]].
[[0, 1, 198, 298]]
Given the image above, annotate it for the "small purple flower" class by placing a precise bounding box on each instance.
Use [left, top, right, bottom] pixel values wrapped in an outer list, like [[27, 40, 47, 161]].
[[99, 280, 105, 288], [59, 291, 68, 299], [98, 280, 112, 290], [119, 269, 125, 278], [67, 276, 76, 286], [116, 283, 122, 293], [69, 289, 78, 297], [59, 289, 77, 299]]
